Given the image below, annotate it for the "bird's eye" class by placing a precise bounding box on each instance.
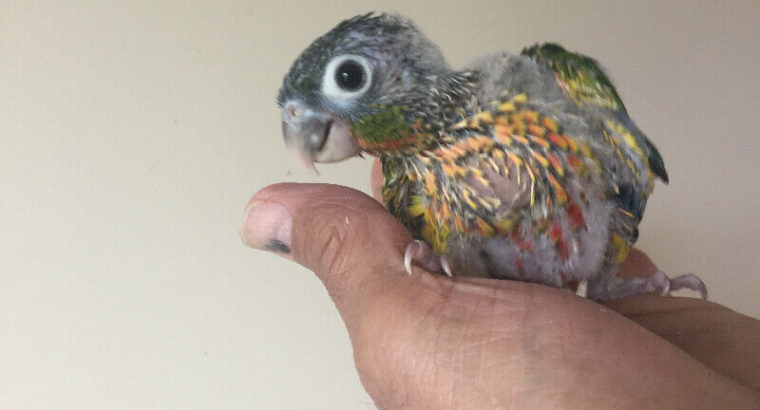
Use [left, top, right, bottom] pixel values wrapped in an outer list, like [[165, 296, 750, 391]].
[[322, 55, 372, 103], [335, 60, 365, 91]]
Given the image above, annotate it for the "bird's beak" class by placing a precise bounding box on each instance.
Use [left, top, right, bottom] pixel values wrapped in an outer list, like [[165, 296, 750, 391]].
[[281, 101, 361, 174]]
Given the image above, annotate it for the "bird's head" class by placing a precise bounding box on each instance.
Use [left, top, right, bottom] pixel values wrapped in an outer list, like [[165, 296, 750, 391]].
[[277, 13, 454, 172]]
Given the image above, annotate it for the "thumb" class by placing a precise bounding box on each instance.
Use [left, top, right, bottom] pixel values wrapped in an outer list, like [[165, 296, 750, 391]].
[[241, 182, 413, 322]]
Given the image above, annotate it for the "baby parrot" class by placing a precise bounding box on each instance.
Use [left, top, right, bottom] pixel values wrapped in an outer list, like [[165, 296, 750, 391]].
[[277, 13, 706, 301]]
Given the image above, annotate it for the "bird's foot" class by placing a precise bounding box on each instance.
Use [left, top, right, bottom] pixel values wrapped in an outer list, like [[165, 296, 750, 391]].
[[645, 271, 708, 299], [587, 271, 708, 302], [404, 240, 453, 277]]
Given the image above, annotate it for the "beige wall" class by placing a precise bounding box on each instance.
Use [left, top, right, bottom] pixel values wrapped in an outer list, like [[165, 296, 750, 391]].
[[2, 1, 758, 408]]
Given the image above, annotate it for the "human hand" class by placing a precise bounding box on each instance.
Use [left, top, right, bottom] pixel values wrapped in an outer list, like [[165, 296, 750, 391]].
[[241, 164, 760, 409]]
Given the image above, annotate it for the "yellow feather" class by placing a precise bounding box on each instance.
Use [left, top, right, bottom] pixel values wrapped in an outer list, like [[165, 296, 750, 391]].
[[452, 119, 468, 130], [499, 101, 515, 112], [493, 218, 514, 233], [624, 133, 645, 157], [532, 151, 550, 168], [475, 111, 494, 124], [407, 195, 427, 217], [522, 111, 539, 123], [613, 233, 631, 264], [476, 218, 494, 236], [513, 93, 528, 103]]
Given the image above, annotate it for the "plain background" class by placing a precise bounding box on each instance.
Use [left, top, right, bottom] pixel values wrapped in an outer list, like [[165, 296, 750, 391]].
[[2, 1, 759, 408]]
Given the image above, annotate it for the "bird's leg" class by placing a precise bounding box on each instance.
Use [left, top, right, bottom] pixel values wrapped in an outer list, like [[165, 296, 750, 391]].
[[404, 240, 453, 277], [587, 271, 707, 302]]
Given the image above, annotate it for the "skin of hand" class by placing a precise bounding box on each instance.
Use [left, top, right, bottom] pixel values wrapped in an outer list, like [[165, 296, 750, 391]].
[[241, 161, 760, 409]]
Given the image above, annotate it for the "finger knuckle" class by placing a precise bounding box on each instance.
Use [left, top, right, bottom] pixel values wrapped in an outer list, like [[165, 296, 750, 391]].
[[299, 204, 362, 297]]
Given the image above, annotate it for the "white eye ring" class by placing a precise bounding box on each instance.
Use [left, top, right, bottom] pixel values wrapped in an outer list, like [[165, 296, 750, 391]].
[[321, 55, 373, 104]]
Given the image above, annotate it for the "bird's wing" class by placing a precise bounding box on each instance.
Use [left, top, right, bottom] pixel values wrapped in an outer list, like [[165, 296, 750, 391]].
[[522, 43, 668, 185]]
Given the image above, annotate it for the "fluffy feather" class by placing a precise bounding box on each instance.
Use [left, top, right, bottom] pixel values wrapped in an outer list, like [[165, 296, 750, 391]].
[[277, 13, 706, 301]]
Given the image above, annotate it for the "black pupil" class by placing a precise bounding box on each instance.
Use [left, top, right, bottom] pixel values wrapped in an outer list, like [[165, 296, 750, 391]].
[[335, 60, 365, 91]]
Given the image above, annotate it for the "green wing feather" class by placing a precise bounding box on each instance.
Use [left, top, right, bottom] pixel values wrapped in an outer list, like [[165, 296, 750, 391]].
[[522, 43, 626, 112], [522, 43, 668, 183]]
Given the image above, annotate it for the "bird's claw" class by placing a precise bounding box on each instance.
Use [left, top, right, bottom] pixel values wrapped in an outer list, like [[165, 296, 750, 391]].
[[404, 240, 452, 276], [440, 256, 453, 277]]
